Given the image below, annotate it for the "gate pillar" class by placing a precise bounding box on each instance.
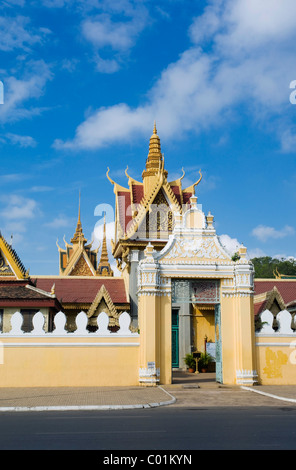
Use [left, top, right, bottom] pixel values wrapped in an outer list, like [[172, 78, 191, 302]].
[[138, 243, 172, 385], [221, 248, 257, 385]]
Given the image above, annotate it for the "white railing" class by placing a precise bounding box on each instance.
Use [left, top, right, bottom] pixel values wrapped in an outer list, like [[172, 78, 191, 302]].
[[0, 310, 137, 336], [256, 309, 296, 335]]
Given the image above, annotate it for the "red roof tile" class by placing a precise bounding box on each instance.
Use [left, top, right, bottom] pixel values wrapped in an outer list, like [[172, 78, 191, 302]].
[[131, 183, 144, 205], [254, 300, 268, 316], [254, 280, 296, 305], [169, 185, 182, 206], [33, 277, 128, 305], [0, 280, 60, 308], [182, 191, 193, 205]]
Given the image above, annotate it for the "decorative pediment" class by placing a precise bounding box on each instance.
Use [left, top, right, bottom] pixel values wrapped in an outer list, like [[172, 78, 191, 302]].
[[87, 285, 119, 327], [159, 235, 231, 263], [63, 247, 96, 276], [57, 193, 99, 276]]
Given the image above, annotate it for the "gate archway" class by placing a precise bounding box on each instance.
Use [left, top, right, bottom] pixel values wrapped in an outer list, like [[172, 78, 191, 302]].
[[138, 198, 257, 386]]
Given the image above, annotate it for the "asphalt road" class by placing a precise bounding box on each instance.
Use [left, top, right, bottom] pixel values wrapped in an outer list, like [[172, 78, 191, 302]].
[[1, 405, 296, 451]]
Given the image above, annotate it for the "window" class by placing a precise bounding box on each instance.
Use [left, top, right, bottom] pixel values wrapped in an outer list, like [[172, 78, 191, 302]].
[[20, 309, 39, 333]]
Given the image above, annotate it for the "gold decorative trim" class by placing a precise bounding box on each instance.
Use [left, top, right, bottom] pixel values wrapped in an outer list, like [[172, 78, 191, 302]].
[[87, 284, 119, 321]]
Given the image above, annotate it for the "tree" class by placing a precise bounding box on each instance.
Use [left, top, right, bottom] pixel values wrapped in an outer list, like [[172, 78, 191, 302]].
[[251, 257, 296, 278]]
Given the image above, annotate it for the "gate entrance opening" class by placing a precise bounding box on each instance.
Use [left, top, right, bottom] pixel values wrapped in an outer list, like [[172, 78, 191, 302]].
[[171, 279, 222, 383]]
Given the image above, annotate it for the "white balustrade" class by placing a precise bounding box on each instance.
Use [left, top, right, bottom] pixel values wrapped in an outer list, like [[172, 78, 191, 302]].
[[257, 309, 295, 335], [117, 311, 131, 335], [2, 310, 136, 336], [74, 311, 88, 335], [32, 311, 45, 335], [10, 311, 23, 335], [259, 310, 274, 334], [52, 311, 67, 335], [96, 311, 111, 335], [277, 309, 294, 334]]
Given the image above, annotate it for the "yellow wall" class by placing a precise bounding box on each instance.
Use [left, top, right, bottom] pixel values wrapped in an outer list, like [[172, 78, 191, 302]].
[[138, 293, 172, 385], [0, 336, 140, 387], [159, 295, 172, 384], [256, 336, 296, 385], [192, 305, 215, 353], [220, 296, 236, 384]]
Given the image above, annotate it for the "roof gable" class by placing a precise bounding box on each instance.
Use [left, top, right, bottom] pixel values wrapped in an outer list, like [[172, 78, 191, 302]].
[[0, 235, 28, 280], [87, 284, 118, 319], [63, 246, 96, 277]]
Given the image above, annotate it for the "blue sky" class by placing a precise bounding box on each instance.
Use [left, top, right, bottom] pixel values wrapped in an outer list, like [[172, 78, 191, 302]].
[[0, 0, 296, 275]]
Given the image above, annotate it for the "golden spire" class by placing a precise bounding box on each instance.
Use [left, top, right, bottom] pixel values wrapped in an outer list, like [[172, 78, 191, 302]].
[[97, 213, 113, 276], [142, 121, 167, 179], [71, 191, 87, 245]]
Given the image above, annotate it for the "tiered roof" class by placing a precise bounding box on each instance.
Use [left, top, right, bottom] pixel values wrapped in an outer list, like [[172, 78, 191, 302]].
[[107, 123, 203, 261]]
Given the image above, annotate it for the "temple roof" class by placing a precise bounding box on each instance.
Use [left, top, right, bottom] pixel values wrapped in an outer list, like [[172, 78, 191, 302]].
[[253, 285, 286, 316], [107, 123, 203, 246], [57, 194, 99, 276], [254, 280, 296, 305], [33, 277, 129, 306], [0, 234, 29, 280], [0, 280, 61, 309]]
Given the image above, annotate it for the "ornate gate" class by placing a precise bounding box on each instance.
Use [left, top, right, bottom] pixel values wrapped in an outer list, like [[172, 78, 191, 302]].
[[215, 303, 223, 383], [172, 279, 221, 380]]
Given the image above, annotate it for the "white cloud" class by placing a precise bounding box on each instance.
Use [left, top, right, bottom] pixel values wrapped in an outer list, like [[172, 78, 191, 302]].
[[81, 1, 149, 73], [53, 103, 150, 149], [44, 215, 75, 228], [94, 55, 120, 74], [273, 253, 296, 261], [0, 195, 39, 220], [82, 14, 141, 51], [2, 0, 26, 6], [0, 195, 41, 245], [54, 0, 296, 149], [4, 133, 37, 147], [280, 128, 296, 153], [0, 60, 53, 123], [0, 16, 49, 52], [0, 173, 29, 183], [219, 234, 241, 256], [30, 186, 54, 192], [248, 248, 267, 259], [251, 224, 295, 242]]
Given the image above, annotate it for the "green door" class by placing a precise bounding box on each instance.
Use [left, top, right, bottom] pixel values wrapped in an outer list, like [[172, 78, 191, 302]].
[[172, 309, 179, 368]]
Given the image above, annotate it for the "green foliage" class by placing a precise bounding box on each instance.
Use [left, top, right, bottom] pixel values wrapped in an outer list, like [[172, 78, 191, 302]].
[[231, 252, 241, 262], [183, 353, 196, 369], [251, 256, 296, 278], [198, 352, 213, 368]]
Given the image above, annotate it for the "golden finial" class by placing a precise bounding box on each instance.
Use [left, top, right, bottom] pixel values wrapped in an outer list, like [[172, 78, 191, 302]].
[[71, 191, 86, 245], [142, 121, 168, 180], [97, 212, 113, 276], [78, 190, 81, 224], [106, 167, 115, 185]]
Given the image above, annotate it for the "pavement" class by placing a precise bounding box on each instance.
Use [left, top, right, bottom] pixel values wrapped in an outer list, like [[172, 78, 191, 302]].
[[0, 372, 296, 412]]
